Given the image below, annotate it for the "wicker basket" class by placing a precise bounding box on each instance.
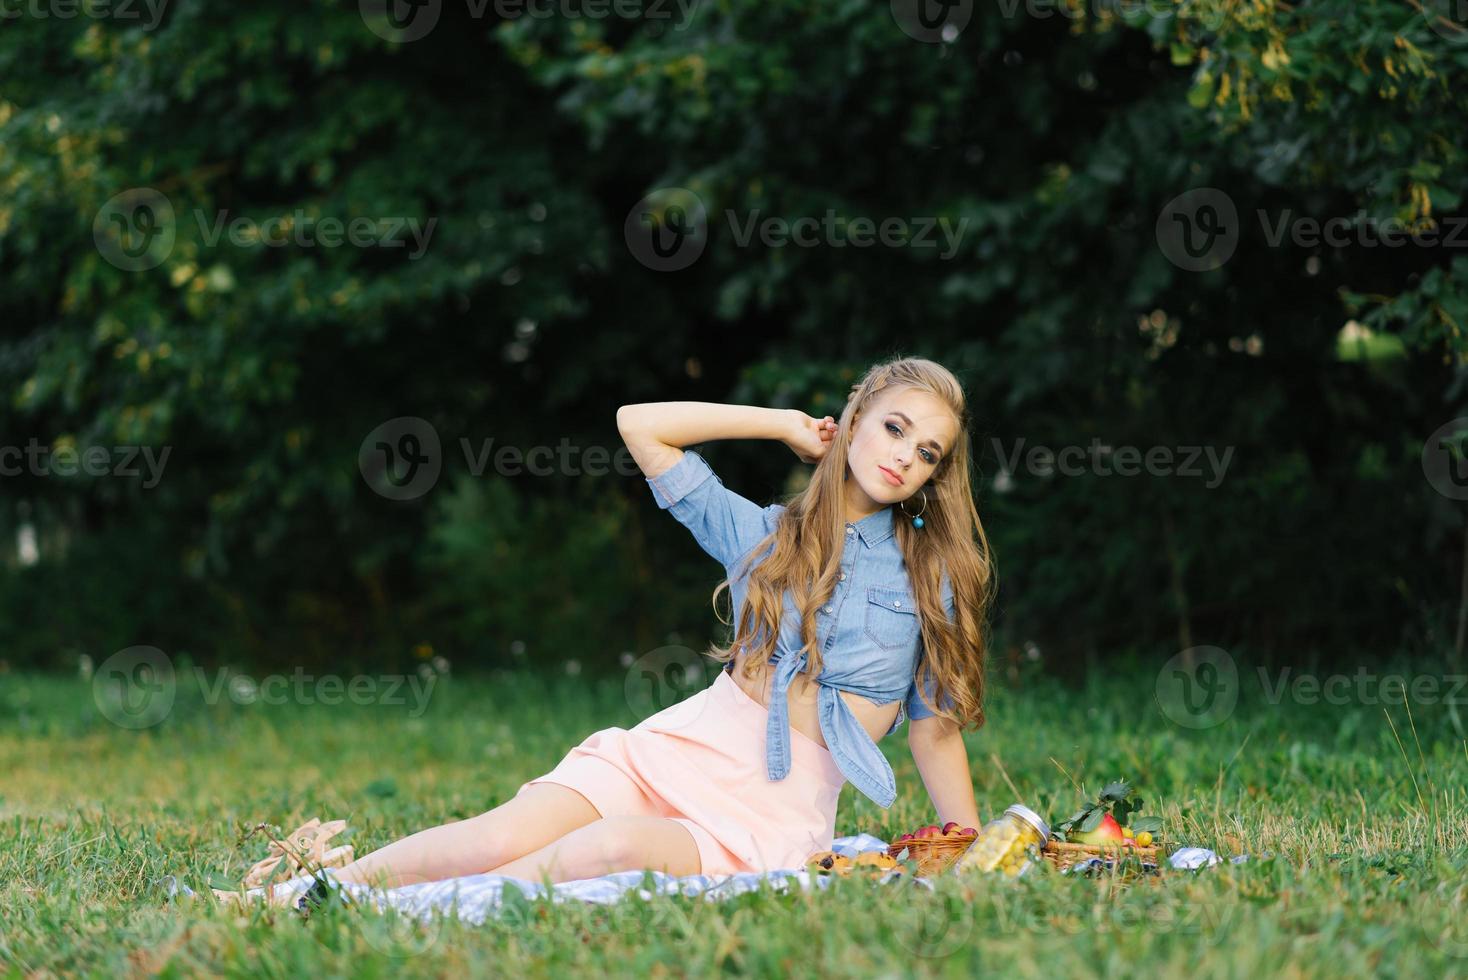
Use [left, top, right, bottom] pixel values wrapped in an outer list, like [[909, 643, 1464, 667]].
[[1041, 839, 1161, 871], [885, 834, 1166, 876], [884, 832, 977, 877]]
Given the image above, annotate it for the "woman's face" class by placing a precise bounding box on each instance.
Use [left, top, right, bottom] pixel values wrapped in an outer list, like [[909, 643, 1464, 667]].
[[844, 387, 958, 514]]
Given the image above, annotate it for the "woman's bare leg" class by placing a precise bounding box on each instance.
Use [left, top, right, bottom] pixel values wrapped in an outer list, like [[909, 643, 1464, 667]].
[[329, 783, 602, 888], [484, 815, 702, 883]]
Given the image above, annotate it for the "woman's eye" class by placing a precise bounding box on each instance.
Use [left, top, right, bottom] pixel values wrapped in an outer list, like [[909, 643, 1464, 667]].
[[920, 450, 935, 464], [885, 422, 902, 437]]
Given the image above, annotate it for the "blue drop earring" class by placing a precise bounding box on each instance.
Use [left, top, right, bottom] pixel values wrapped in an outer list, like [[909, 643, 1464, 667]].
[[899, 491, 928, 528]]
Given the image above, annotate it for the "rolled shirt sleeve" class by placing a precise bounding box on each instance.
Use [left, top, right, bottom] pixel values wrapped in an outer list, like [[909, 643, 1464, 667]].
[[646, 449, 778, 570]]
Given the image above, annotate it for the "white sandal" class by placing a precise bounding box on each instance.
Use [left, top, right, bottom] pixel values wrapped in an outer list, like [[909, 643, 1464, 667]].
[[212, 817, 354, 909]]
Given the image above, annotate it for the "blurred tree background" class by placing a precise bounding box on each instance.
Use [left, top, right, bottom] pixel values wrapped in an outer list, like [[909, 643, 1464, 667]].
[[1, 0, 1465, 676]]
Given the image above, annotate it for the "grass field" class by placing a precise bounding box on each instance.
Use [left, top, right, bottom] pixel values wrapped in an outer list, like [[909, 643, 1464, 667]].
[[2, 655, 1465, 977]]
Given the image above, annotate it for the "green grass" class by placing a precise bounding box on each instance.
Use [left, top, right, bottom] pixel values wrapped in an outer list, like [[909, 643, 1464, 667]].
[[2, 659, 1465, 977]]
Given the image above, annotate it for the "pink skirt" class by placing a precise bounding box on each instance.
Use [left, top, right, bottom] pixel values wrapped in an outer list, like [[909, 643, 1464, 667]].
[[515, 668, 847, 875]]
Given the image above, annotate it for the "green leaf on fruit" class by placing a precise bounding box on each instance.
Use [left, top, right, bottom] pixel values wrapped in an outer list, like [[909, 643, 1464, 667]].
[[1131, 816, 1162, 833], [1078, 808, 1105, 832]]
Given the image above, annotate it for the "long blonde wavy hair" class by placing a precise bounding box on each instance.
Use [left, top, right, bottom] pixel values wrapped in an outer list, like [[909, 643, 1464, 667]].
[[706, 356, 996, 731]]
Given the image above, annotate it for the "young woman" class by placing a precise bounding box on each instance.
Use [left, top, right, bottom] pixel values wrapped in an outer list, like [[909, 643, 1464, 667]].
[[328, 355, 994, 888]]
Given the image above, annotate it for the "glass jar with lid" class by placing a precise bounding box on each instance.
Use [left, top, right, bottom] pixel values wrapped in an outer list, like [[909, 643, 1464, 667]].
[[952, 804, 1050, 878]]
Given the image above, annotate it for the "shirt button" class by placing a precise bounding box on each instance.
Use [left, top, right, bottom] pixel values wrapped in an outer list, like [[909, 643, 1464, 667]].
[[846, 526, 855, 535], [839, 572, 847, 581], [893, 600, 901, 607], [823, 605, 832, 613]]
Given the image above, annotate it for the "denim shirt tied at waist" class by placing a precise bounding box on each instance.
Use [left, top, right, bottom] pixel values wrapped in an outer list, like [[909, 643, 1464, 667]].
[[645, 448, 955, 809]]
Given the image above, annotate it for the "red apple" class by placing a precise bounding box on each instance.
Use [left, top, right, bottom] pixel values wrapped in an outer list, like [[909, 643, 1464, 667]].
[[962, 827, 978, 835], [942, 822, 961, 835], [1071, 812, 1126, 846]]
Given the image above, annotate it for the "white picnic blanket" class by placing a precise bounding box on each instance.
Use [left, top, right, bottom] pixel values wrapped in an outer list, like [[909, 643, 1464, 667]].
[[159, 835, 1249, 924], [166, 833, 925, 924]]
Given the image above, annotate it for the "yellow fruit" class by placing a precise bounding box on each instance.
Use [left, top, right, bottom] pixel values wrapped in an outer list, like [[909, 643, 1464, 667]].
[[1136, 831, 1153, 847]]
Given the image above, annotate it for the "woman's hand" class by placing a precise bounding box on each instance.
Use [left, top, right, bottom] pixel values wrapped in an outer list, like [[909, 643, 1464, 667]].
[[783, 409, 839, 465]]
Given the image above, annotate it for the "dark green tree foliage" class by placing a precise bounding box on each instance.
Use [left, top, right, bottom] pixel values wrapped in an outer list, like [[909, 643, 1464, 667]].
[[0, 0, 1464, 670]]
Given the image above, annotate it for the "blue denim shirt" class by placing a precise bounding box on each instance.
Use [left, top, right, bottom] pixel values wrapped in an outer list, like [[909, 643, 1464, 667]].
[[646, 448, 955, 809]]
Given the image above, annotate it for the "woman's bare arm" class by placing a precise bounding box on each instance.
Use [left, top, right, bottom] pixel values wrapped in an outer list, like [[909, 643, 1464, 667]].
[[616, 402, 799, 480]]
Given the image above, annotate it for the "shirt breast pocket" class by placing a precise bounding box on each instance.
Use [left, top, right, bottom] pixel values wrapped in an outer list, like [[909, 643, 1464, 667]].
[[863, 585, 918, 651]]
